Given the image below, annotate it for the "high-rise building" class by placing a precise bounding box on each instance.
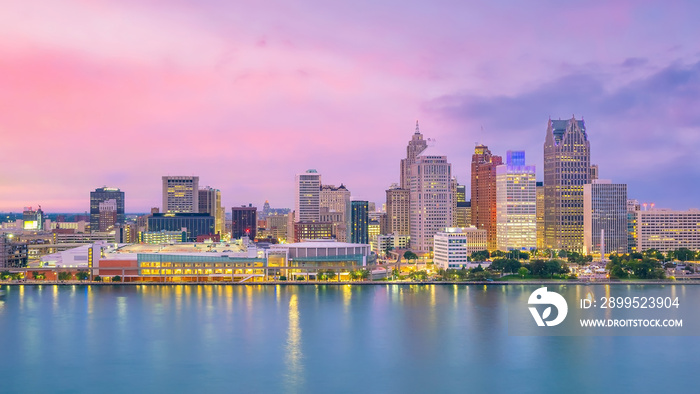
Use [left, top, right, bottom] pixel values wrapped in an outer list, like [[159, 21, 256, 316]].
[[98, 199, 117, 232], [90, 187, 125, 231], [400, 120, 428, 189], [544, 117, 591, 252], [0, 234, 28, 268], [386, 184, 410, 236], [536, 182, 545, 250], [198, 187, 223, 236], [295, 170, 321, 223], [456, 184, 467, 203], [455, 201, 471, 228], [22, 206, 45, 231], [636, 208, 700, 253], [232, 205, 257, 240], [471, 144, 502, 250], [293, 222, 333, 242], [496, 151, 537, 251], [162, 176, 199, 213], [409, 147, 453, 254], [320, 184, 350, 241], [627, 199, 640, 253], [347, 200, 369, 244], [583, 180, 628, 256], [266, 214, 289, 243]]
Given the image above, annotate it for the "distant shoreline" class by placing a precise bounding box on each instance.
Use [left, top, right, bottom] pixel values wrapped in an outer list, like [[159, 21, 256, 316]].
[[2, 280, 699, 286]]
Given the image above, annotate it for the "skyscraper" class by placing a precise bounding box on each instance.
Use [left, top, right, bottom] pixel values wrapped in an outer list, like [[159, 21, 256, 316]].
[[198, 186, 223, 236], [320, 184, 350, 241], [544, 117, 591, 252], [536, 182, 545, 249], [232, 205, 257, 240], [162, 176, 199, 213], [627, 199, 640, 253], [347, 200, 369, 244], [583, 180, 628, 256], [496, 151, 537, 251], [471, 144, 502, 250], [385, 184, 410, 236], [98, 199, 117, 232], [295, 170, 321, 223], [400, 120, 428, 189], [409, 147, 453, 254], [90, 187, 125, 231]]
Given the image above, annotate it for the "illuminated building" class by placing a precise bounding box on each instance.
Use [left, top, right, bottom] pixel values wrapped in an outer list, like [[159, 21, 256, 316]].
[[455, 201, 471, 228], [368, 220, 380, 245], [583, 180, 628, 256], [544, 117, 591, 252], [471, 144, 502, 250], [90, 187, 125, 231], [140, 230, 187, 244], [232, 205, 257, 240], [320, 184, 350, 242], [0, 234, 28, 268], [22, 206, 45, 230], [374, 234, 410, 254], [627, 199, 640, 253], [266, 214, 289, 243], [148, 213, 214, 242], [98, 199, 117, 231], [162, 176, 199, 213], [433, 227, 487, 269], [293, 222, 333, 243], [198, 186, 224, 236], [295, 169, 321, 223], [496, 151, 537, 251], [410, 146, 453, 254], [347, 200, 369, 244], [636, 208, 700, 252], [400, 120, 428, 189], [386, 184, 410, 236], [536, 182, 545, 249]]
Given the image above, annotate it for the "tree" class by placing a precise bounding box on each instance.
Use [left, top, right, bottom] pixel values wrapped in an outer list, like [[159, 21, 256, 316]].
[[673, 248, 696, 262], [384, 245, 394, 259], [279, 275, 287, 281], [326, 270, 337, 281], [93, 275, 102, 282], [295, 276, 305, 281], [518, 267, 529, 278], [348, 270, 359, 281], [58, 271, 73, 281], [0, 270, 11, 280], [32, 271, 45, 280], [359, 269, 370, 281], [112, 276, 122, 282], [76, 271, 90, 281], [403, 251, 418, 264], [471, 250, 490, 262]]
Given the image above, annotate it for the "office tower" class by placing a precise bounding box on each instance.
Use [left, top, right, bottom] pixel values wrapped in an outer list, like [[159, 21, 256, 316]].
[[583, 180, 628, 256], [293, 222, 333, 242], [433, 227, 487, 270], [471, 144, 502, 250], [409, 147, 453, 254], [22, 206, 45, 230], [266, 214, 289, 243], [148, 213, 214, 242], [98, 199, 117, 232], [232, 205, 257, 240], [544, 117, 591, 252], [455, 201, 471, 228], [627, 199, 640, 253], [536, 182, 545, 249], [90, 187, 125, 231], [456, 184, 467, 203], [0, 234, 28, 268], [320, 184, 350, 241], [636, 208, 700, 253], [162, 176, 199, 213], [450, 177, 458, 227], [386, 184, 410, 236], [347, 200, 369, 244], [496, 151, 537, 251], [590, 164, 599, 181], [295, 170, 321, 223], [400, 120, 428, 189], [198, 186, 223, 236]]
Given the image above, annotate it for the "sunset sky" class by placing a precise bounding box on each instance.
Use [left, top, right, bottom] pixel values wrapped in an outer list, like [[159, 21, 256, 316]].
[[1, 0, 699, 212]]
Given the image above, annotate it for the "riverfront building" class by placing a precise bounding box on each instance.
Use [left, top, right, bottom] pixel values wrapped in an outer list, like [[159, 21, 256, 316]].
[[347, 200, 369, 244], [583, 180, 628, 256], [433, 227, 488, 269], [495, 151, 537, 251], [198, 187, 224, 236], [543, 117, 591, 253], [636, 209, 700, 252], [232, 205, 257, 240], [148, 213, 214, 242], [471, 144, 502, 250], [90, 187, 125, 231]]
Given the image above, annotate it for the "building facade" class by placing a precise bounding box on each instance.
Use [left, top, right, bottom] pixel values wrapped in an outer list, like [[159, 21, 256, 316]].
[[544, 117, 591, 253], [386, 184, 410, 236], [347, 200, 369, 244], [583, 180, 628, 256], [400, 121, 428, 189], [471, 144, 502, 250], [293, 222, 333, 243], [636, 209, 700, 252], [409, 147, 453, 254], [98, 199, 117, 232], [627, 199, 640, 253], [433, 227, 487, 269], [162, 176, 199, 213], [320, 184, 350, 242], [148, 213, 214, 242], [495, 151, 537, 251], [536, 182, 545, 250], [232, 205, 257, 240], [295, 170, 322, 223], [90, 187, 125, 231], [198, 187, 224, 236]]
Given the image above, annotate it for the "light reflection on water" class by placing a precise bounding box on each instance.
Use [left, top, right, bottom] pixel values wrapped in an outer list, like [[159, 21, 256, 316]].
[[285, 293, 304, 392]]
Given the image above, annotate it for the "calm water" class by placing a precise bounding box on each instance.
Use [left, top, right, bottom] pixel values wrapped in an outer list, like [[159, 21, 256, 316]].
[[0, 284, 697, 393]]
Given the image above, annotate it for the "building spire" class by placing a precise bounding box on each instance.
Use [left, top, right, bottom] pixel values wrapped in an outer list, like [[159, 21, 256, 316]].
[[415, 120, 420, 134]]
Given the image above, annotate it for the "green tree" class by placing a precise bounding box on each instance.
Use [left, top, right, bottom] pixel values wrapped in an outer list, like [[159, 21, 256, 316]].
[[279, 275, 287, 281], [471, 250, 489, 262], [403, 251, 418, 264], [58, 271, 73, 281], [112, 276, 122, 282], [673, 248, 695, 262], [76, 271, 89, 281], [348, 270, 359, 281], [32, 271, 45, 280], [295, 275, 305, 281], [93, 275, 102, 282], [518, 267, 529, 278], [359, 269, 370, 281], [0, 270, 10, 280], [326, 270, 337, 281]]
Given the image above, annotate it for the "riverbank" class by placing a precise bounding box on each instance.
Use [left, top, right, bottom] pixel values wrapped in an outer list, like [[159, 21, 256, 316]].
[[2, 279, 699, 286]]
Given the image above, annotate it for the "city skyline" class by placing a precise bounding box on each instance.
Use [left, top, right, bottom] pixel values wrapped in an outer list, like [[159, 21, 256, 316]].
[[2, 1, 700, 212]]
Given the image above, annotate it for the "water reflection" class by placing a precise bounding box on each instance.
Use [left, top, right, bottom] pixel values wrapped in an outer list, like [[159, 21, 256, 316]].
[[285, 294, 304, 392]]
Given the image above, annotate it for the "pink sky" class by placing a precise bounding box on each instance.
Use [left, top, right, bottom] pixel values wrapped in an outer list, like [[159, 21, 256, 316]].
[[2, 0, 699, 212]]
